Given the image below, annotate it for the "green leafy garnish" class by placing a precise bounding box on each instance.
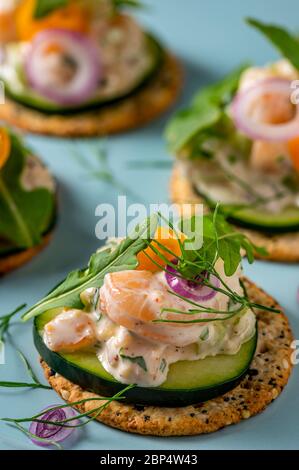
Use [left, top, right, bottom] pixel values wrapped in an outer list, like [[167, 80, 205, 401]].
[[1, 384, 135, 449], [165, 64, 248, 152], [141, 210, 278, 324], [165, 105, 221, 154], [2, 385, 134, 429], [33, 0, 144, 20], [159, 358, 167, 373], [34, 0, 68, 19], [192, 65, 248, 109], [0, 381, 50, 390], [178, 209, 263, 277], [22, 215, 158, 321], [23, 210, 277, 329], [8, 422, 63, 450], [247, 18, 299, 71], [0, 304, 26, 343], [0, 304, 51, 390], [282, 174, 298, 193], [199, 327, 209, 341], [0, 348, 51, 390], [69, 141, 143, 203], [119, 350, 147, 372], [112, 0, 144, 9], [0, 132, 55, 249]]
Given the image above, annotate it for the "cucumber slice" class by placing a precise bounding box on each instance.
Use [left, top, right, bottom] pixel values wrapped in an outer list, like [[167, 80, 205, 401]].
[[34, 309, 257, 407], [4, 34, 164, 115], [193, 184, 299, 233], [223, 205, 299, 232]]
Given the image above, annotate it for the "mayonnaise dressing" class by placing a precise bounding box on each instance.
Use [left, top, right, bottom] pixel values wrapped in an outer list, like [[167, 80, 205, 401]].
[[21, 154, 55, 192], [187, 143, 299, 214], [43, 257, 256, 388], [43, 309, 96, 353], [0, 15, 154, 102], [96, 308, 256, 387], [185, 60, 299, 214]]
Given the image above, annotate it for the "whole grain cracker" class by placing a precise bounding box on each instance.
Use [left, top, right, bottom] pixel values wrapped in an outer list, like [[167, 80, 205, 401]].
[[40, 279, 293, 436], [170, 163, 299, 263], [0, 54, 182, 137]]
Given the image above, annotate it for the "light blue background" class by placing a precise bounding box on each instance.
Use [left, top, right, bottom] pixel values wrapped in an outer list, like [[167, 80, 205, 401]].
[[0, 0, 299, 450]]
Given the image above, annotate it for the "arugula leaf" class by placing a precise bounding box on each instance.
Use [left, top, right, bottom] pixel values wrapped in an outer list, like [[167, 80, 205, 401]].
[[165, 105, 221, 154], [113, 0, 144, 8], [192, 64, 249, 109], [0, 133, 55, 249], [34, 0, 68, 19], [199, 327, 209, 341], [165, 65, 248, 153], [22, 215, 158, 321], [179, 211, 261, 277], [247, 18, 299, 71], [119, 350, 147, 372], [159, 358, 167, 373], [33, 0, 143, 19]]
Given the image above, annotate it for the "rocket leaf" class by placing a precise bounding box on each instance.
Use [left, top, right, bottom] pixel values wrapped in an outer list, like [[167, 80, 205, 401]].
[[0, 133, 55, 250], [119, 350, 148, 372], [34, 0, 68, 19], [247, 18, 299, 71], [22, 214, 158, 321], [165, 64, 248, 153]]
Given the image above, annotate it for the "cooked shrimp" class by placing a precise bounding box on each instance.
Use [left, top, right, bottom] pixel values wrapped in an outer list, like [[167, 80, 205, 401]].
[[247, 89, 295, 173], [248, 92, 295, 126], [240, 62, 298, 173], [44, 309, 96, 353], [100, 268, 235, 347], [239, 60, 299, 92]]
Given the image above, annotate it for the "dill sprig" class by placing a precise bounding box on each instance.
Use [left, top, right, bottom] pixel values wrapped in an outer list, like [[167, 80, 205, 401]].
[[142, 211, 280, 323], [0, 304, 26, 343], [69, 141, 144, 202], [1, 384, 134, 428], [1, 384, 135, 448], [0, 304, 51, 390], [0, 349, 51, 390]]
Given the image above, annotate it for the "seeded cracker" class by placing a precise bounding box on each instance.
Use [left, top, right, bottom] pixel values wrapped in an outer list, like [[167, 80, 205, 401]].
[[170, 163, 299, 263], [0, 54, 182, 137], [41, 279, 293, 436]]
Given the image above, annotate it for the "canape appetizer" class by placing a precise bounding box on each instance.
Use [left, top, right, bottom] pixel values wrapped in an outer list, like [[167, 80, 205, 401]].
[[0, 0, 182, 137], [0, 126, 56, 274], [23, 213, 293, 436], [167, 19, 299, 262]]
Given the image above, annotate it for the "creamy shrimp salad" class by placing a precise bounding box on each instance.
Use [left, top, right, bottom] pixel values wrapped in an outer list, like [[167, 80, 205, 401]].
[[185, 60, 299, 215], [0, 1, 157, 105], [43, 258, 255, 388]]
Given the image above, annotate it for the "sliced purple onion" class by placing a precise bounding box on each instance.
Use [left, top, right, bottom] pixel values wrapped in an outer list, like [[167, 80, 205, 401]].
[[165, 262, 220, 302], [29, 405, 79, 447], [25, 29, 101, 106], [231, 78, 299, 141]]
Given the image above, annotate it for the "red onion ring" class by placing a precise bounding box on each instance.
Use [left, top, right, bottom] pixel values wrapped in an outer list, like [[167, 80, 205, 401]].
[[231, 78, 299, 141], [25, 29, 101, 106], [29, 405, 79, 447], [165, 262, 220, 302]]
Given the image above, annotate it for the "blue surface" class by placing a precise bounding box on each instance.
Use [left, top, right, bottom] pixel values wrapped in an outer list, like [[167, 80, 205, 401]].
[[1, 0, 299, 450]]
